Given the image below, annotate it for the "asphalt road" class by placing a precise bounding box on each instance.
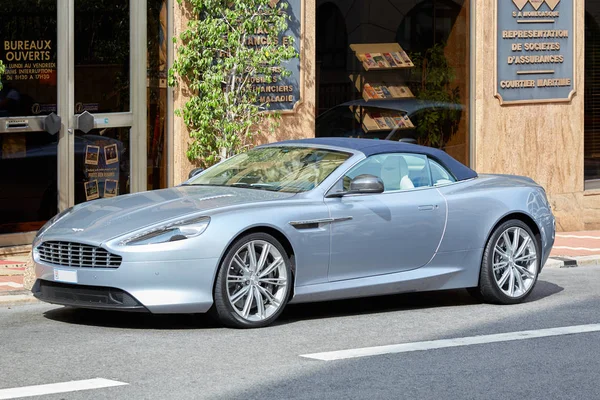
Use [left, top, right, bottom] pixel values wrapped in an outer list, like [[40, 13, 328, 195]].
[[1, 265, 599, 399]]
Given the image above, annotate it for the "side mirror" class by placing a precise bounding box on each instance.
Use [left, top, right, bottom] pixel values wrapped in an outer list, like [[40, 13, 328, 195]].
[[350, 174, 385, 194], [188, 167, 204, 179], [328, 174, 384, 197]]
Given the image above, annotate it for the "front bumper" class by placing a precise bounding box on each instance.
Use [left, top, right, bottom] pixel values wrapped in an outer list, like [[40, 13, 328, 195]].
[[32, 256, 220, 313]]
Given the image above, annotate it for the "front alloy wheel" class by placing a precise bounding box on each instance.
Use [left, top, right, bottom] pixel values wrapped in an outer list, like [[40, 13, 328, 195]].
[[213, 233, 291, 328]]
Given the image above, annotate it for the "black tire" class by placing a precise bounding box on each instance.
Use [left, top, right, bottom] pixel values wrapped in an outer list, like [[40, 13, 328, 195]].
[[470, 219, 540, 304], [212, 232, 292, 328]]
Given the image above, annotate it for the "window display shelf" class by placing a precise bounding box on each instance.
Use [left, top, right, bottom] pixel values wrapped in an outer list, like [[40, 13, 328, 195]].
[[349, 74, 415, 102], [350, 43, 415, 71], [349, 43, 417, 133], [350, 106, 415, 133]]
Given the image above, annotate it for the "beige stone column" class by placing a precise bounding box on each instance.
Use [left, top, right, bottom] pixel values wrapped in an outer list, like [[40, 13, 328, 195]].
[[474, 0, 585, 231]]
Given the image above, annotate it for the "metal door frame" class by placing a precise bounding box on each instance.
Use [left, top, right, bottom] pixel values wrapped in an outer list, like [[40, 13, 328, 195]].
[[58, 0, 147, 211]]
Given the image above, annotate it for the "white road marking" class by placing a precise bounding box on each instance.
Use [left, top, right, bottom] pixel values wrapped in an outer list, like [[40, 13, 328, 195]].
[[556, 234, 600, 239], [300, 324, 600, 361], [0, 378, 128, 399], [0, 283, 23, 288], [553, 246, 600, 252]]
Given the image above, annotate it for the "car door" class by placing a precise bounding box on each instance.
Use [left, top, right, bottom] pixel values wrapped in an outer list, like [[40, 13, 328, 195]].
[[325, 153, 447, 282]]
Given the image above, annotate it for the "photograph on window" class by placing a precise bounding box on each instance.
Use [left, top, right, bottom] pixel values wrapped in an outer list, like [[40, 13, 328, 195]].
[[76, 127, 130, 205], [315, 0, 470, 166]]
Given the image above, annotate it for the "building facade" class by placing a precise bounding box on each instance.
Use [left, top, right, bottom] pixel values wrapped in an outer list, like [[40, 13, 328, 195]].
[[0, 0, 595, 247]]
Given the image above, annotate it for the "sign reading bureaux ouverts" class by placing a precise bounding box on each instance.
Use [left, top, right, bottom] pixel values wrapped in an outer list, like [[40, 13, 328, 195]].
[[496, 0, 575, 105]]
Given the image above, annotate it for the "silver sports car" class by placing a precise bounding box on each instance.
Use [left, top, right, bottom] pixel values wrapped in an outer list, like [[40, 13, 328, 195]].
[[32, 138, 555, 328]]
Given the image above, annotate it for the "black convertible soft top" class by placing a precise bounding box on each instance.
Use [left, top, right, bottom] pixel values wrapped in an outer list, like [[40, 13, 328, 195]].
[[273, 137, 478, 181]]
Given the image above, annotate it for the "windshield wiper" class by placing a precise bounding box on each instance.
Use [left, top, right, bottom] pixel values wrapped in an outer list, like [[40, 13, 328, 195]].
[[230, 182, 279, 191]]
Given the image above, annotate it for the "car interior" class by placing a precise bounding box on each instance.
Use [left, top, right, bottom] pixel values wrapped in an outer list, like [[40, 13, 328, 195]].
[[342, 153, 456, 192]]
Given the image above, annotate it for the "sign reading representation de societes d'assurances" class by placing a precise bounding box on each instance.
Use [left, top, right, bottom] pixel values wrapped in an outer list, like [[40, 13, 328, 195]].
[[496, 0, 575, 105]]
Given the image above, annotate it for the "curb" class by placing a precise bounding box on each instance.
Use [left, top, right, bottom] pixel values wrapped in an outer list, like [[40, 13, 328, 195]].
[[545, 255, 600, 268], [0, 292, 39, 307]]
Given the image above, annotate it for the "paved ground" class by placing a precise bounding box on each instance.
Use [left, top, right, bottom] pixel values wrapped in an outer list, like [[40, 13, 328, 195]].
[[0, 255, 27, 293], [0, 264, 599, 399], [551, 231, 600, 257]]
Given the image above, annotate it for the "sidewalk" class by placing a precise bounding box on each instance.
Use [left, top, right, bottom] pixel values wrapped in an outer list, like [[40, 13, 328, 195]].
[[2, 231, 600, 305], [0, 256, 27, 293]]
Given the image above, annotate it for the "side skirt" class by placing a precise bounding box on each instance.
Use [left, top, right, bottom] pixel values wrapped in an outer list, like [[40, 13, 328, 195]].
[[289, 248, 484, 304]]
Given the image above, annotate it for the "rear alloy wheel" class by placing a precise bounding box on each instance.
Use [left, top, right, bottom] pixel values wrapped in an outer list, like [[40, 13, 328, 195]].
[[213, 233, 292, 328], [471, 220, 540, 304]]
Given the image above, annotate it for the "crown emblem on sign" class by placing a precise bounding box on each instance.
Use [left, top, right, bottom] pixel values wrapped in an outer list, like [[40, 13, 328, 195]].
[[512, 0, 560, 11]]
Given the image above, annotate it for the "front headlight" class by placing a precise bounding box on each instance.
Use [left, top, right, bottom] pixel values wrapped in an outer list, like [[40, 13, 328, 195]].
[[120, 216, 210, 246]]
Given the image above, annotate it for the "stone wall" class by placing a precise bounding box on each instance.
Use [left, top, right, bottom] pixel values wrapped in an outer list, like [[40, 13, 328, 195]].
[[474, 0, 586, 231]]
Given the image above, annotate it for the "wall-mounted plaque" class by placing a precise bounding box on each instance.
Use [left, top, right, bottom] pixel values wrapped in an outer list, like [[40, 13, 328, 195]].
[[252, 0, 302, 112], [495, 0, 575, 105]]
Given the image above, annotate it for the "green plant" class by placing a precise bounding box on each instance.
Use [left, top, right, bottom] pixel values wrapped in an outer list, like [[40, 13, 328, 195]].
[[409, 43, 461, 149], [169, 0, 298, 167]]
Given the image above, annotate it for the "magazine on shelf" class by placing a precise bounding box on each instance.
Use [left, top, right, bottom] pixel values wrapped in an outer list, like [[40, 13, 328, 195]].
[[364, 83, 379, 99], [370, 112, 389, 129], [399, 50, 414, 66], [388, 85, 414, 98], [360, 53, 377, 69], [380, 86, 393, 98], [370, 53, 391, 68], [390, 52, 405, 67], [383, 52, 400, 68]]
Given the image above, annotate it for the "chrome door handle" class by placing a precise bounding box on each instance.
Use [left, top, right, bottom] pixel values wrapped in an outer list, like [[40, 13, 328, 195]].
[[418, 205, 435, 211]]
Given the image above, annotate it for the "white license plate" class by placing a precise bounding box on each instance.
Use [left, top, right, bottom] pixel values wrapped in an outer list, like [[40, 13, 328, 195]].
[[54, 269, 78, 284]]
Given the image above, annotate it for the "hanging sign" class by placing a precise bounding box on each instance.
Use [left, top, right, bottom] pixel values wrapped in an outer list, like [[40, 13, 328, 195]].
[[495, 0, 575, 104]]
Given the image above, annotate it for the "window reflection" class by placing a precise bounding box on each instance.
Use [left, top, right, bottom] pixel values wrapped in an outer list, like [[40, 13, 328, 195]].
[[74, 0, 130, 113], [315, 0, 470, 166], [147, 0, 168, 191]]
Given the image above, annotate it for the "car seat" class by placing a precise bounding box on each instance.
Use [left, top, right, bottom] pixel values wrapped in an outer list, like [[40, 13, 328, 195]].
[[380, 155, 415, 191]]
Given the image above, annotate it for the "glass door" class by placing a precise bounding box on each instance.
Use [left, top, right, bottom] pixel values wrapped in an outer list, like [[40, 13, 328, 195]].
[[0, 0, 147, 246], [71, 0, 133, 205], [0, 1, 59, 243]]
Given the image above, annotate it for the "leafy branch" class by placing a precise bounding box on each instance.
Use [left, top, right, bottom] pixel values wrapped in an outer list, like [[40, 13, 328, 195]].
[[409, 43, 461, 149], [169, 0, 298, 167]]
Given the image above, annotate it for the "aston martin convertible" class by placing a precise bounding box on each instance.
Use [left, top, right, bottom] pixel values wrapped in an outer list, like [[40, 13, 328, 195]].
[[32, 138, 555, 328]]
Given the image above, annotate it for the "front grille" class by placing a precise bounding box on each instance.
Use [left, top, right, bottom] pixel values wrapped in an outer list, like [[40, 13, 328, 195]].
[[37, 241, 122, 268]]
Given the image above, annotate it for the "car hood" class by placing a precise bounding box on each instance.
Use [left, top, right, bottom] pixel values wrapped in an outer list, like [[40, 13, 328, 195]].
[[43, 186, 296, 244]]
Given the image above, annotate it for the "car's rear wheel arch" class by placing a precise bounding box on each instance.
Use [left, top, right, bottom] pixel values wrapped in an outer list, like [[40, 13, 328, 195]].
[[484, 212, 542, 257], [471, 212, 542, 291]]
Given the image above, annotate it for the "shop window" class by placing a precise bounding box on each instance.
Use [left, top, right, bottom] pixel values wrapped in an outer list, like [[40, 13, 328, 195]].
[[315, 0, 470, 166], [316, 2, 353, 115], [74, 0, 130, 113], [585, 7, 600, 189]]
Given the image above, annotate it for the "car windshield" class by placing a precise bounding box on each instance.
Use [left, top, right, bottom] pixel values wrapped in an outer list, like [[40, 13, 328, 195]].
[[186, 146, 351, 193]]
